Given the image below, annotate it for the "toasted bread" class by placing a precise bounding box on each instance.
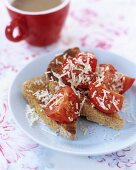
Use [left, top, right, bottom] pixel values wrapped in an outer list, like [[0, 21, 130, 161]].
[[81, 97, 124, 130], [22, 75, 77, 140], [47, 47, 125, 130]]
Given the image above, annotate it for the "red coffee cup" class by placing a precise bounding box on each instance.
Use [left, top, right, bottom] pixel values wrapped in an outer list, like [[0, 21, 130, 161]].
[[4, 0, 70, 46]]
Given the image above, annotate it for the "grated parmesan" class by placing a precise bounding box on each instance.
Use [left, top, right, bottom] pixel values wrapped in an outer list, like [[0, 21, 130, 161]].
[[110, 96, 120, 112], [33, 89, 53, 105], [91, 90, 97, 98], [55, 59, 62, 65], [79, 123, 88, 135], [79, 97, 86, 116], [25, 105, 39, 126], [63, 53, 68, 60], [96, 97, 109, 110], [62, 53, 96, 88], [68, 117, 74, 122], [110, 72, 124, 92], [95, 66, 105, 87], [95, 89, 110, 111], [52, 71, 65, 87]]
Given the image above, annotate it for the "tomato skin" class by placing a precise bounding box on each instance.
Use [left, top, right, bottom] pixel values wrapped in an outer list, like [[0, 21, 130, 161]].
[[96, 64, 116, 89], [76, 52, 97, 72], [61, 52, 97, 89], [113, 74, 135, 94], [88, 82, 124, 114], [99, 64, 116, 73], [108, 72, 135, 94], [96, 64, 135, 94], [44, 86, 80, 124]]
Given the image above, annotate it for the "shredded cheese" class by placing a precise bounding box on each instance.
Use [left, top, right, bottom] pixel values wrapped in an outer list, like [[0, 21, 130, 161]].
[[95, 65, 105, 87], [110, 96, 120, 111], [91, 90, 97, 98], [96, 97, 109, 110], [25, 105, 39, 126], [63, 53, 67, 60], [110, 72, 124, 92], [44, 71, 51, 76], [76, 102, 79, 110], [52, 71, 66, 87], [62, 53, 96, 88], [79, 97, 86, 116], [33, 88, 64, 111], [68, 117, 74, 122], [33, 89, 53, 105], [55, 59, 62, 65], [95, 89, 110, 111], [79, 122, 88, 135], [102, 89, 110, 99]]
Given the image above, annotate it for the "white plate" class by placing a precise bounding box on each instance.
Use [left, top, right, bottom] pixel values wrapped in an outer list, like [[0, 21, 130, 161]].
[[8, 49, 136, 156]]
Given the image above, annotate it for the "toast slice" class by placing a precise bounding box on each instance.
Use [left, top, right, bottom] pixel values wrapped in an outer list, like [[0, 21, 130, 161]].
[[47, 47, 125, 130], [22, 75, 77, 140], [81, 97, 124, 130]]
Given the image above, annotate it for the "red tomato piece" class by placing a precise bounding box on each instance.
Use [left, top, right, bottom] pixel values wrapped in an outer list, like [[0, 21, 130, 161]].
[[44, 86, 80, 124], [95, 64, 135, 94], [110, 72, 135, 94], [88, 82, 124, 114], [95, 64, 116, 89], [61, 52, 97, 89], [76, 52, 97, 72], [121, 75, 135, 94]]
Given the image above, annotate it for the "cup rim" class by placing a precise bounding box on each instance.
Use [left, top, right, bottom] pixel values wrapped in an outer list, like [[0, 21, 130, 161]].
[[4, 0, 70, 15]]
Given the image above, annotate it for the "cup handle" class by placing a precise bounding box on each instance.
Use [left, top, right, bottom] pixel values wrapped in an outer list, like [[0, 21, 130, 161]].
[[5, 18, 28, 42]]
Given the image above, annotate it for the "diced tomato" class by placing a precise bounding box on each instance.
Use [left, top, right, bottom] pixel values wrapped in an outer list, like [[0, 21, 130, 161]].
[[96, 64, 135, 94], [44, 86, 80, 124], [96, 64, 116, 89], [121, 75, 135, 94], [88, 82, 124, 114], [76, 52, 97, 72], [110, 72, 135, 94], [61, 52, 97, 89]]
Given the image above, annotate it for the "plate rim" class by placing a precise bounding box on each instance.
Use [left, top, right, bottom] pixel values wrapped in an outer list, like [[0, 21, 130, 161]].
[[8, 48, 136, 156]]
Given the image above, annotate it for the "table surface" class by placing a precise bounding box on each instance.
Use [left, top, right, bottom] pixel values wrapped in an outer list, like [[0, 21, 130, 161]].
[[1, 0, 136, 170]]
